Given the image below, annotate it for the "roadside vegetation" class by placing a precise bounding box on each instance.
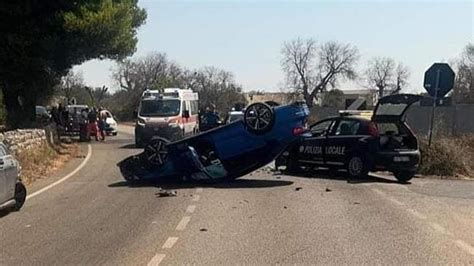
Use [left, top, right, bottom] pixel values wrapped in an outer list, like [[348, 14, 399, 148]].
[[16, 142, 79, 185], [419, 135, 474, 178]]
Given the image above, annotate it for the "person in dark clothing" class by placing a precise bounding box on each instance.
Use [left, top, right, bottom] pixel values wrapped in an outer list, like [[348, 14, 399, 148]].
[[87, 108, 99, 141]]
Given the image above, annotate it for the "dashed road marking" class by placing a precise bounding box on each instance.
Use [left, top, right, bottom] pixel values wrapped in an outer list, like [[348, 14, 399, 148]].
[[192, 195, 201, 202], [147, 253, 166, 266], [455, 240, 474, 256], [371, 188, 387, 196], [186, 205, 196, 213], [406, 208, 427, 220], [176, 216, 191, 231], [387, 197, 404, 206], [162, 237, 179, 249], [196, 188, 203, 193]]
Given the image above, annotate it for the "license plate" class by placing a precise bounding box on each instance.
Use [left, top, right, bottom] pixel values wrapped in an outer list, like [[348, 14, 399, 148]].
[[393, 156, 410, 162]]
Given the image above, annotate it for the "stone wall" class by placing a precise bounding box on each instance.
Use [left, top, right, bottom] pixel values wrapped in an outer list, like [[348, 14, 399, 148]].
[[0, 129, 48, 154]]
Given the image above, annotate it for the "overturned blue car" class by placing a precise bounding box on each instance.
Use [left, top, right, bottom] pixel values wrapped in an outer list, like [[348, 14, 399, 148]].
[[118, 102, 309, 182]]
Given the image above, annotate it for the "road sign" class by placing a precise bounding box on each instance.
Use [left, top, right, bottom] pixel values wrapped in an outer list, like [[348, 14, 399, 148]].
[[68, 97, 77, 105], [423, 63, 455, 98], [423, 63, 456, 146]]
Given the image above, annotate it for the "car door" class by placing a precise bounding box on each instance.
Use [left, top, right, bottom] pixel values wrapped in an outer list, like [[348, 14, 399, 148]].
[[0, 145, 11, 203], [324, 118, 363, 167], [372, 94, 422, 122], [297, 119, 335, 165]]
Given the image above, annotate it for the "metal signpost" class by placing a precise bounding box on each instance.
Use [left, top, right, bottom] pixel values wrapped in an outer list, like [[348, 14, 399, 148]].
[[423, 63, 455, 146]]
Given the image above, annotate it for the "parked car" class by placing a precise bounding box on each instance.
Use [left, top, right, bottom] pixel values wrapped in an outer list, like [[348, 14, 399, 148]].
[[35, 106, 51, 125], [65, 104, 89, 135], [0, 143, 26, 212], [276, 94, 421, 183], [100, 109, 118, 136], [118, 101, 309, 183], [226, 110, 244, 124]]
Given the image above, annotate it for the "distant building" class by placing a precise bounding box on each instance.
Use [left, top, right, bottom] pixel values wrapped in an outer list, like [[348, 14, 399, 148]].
[[318, 89, 378, 109], [244, 92, 301, 105]]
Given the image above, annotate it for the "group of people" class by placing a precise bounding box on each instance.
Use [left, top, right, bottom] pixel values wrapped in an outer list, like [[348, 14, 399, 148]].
[[80, 107, 108, 142]]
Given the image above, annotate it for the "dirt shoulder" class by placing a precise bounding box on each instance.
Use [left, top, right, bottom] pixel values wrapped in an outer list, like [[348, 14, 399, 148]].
[[16, 141, 80, 186]]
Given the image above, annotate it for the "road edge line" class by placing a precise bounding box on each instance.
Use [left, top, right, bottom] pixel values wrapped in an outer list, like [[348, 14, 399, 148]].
[[26, 144, 92, 200]]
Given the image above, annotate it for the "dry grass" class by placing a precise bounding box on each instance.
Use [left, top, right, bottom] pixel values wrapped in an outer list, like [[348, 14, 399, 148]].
[[16, 142, 79, 185], [419, 135, 474, 179]]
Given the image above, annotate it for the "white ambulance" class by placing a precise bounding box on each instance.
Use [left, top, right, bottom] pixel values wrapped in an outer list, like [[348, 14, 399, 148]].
[[135, 88, 199, 147]]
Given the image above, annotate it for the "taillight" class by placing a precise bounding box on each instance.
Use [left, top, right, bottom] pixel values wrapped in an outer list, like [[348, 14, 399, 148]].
[[368, 122, 379, 137], [293, 126, 305, 135]]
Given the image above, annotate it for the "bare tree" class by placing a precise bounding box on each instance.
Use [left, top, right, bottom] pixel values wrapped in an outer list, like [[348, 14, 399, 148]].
[[58, 70, 84, 99], [365, 57, 410, 97], [85, 86, 109, 106], [281, 38, 359, 107], [454, 43, 474, 103]]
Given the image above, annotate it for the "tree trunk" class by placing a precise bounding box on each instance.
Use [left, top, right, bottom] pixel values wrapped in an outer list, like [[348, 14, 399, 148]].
[[304, 92, 313, 108]]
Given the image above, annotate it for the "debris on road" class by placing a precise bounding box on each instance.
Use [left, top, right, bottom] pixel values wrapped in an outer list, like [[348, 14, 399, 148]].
[[353, 202, 360, 205], [295, 187, 303, 191], [156, 188, 177, 197], [325, 188, 332, 192], [283, 206, 287, 209], [200, 228, 208, 232]]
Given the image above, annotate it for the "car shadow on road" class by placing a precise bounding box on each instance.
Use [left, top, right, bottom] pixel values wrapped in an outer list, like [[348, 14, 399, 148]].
[[108, 178, 293, 190], [119, 143, 139, 149], [279, 168, 408, 185]]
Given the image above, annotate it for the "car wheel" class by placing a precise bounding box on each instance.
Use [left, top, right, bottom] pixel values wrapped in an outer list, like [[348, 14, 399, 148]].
[[244, 102, 275, 134], [135, 135, 143, 148], [12, 182, 27, 211], [393, 171, 415, 183], [143, 137, 170, 167], [346, 154, 369, 178]]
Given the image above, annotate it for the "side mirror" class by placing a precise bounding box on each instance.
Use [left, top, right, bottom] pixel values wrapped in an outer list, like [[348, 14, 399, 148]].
[[183, 110, 190, 118], [133, 110, 138, 118]]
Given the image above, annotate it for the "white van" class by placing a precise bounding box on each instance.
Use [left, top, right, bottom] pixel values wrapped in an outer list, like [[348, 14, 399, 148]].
[[135, 88, 199, 147]]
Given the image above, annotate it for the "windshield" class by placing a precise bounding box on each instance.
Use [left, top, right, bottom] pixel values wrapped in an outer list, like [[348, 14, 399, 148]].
[[139, 99, 180, 117]]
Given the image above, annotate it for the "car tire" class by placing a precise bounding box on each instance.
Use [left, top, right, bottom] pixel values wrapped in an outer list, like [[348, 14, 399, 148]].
[[393, 171, 415, 183], [346, 154, 369, 178], [244, 102, 275, 134], [12, 182, 27, 211], [135, 135, 143, 148], [112, 132, 117, 136], [143, 137, 170, 167]]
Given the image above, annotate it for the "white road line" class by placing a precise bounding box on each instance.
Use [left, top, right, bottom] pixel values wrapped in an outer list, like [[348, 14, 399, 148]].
[[162, 237, 179, 249], [430, 222, 449, 235], [387, 197, 404, 206], [406, 208, 427, 220], [371, 188, 387, 196], [176, 216, 191, 231], [147, 253, 166, 266], [186, 205, 196, 213], [455, 240, 474, 256], [26, 144, 92, 200], [192, 195, 201, 202], [196, 187, 203, 193]]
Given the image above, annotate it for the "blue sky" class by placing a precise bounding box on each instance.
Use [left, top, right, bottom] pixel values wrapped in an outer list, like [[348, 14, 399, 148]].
[[74, 0, 473, 93]]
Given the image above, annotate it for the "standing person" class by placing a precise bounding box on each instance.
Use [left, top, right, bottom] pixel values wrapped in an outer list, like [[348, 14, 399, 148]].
[[87, 108, 99, 141], [97, 108, 106, 141]]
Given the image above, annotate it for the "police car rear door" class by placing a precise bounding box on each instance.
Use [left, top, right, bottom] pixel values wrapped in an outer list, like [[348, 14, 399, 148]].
[[372, 94, 422, 122], [298, 119, 335, 165], [324, 118, 363, 166]]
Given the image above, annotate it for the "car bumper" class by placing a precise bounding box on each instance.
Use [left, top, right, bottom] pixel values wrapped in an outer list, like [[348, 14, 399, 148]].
[[135, 125, 184, 143], [374, 150, 421, 172]]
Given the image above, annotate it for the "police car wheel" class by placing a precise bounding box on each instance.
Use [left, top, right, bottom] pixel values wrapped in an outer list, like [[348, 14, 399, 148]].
[[347, 155, 368, 178], [286, 157, 302, 174], [144, 137, 170, 167], [393, 171, 415, 183], [244, 102, 274, 134]]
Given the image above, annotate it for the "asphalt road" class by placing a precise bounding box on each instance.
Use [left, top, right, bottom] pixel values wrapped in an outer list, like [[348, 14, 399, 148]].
[[1, 126, 473, 265]]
